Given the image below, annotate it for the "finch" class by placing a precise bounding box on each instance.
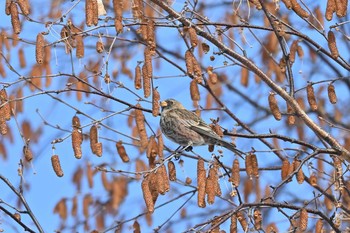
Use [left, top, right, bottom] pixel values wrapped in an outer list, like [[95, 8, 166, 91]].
[[159, 99, 239, 154]]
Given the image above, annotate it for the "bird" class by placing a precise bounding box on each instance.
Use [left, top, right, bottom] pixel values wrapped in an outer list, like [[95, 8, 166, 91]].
[[159, 98, 241, 155]]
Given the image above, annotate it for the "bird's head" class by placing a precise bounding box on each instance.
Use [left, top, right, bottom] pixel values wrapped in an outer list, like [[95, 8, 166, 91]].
[[160, 99, 185, 111]]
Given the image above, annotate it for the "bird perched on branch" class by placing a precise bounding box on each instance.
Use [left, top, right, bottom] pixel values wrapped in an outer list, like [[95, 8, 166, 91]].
[[160, 99, 241, 155]]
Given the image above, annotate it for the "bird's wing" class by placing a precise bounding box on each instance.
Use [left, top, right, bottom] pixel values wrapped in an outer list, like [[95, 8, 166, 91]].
[[174, 109, 222, 140]]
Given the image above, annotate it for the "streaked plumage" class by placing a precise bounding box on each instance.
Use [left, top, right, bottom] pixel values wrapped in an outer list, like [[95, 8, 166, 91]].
[[159, 99, 238, 153]]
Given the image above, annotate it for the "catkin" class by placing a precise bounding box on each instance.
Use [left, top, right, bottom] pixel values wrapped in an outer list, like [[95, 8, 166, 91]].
[[168, 161, 176, 181], [328, 83, 337, 104], [96, 41, 104, 53], [197, 158, 206, 208], [289, 40, 298, 64], [156, 164, 169, 194], [245, 154, 253, 179], [19, 48, 26, 68], [287, 102, 295, 125], [23, 145, 33, 162], [113, 0, 123, 34], [315, 219, 323, 233], [229, 159, 240, 187], [237, 211, 248, 231], [241, 67, 249, 87], [335, 0, 347, 18], [230, 214, 237, 233], [75, 34, 84, 58], [328, 31, 339, 59], [253, 209, 262, 230], [134, 65, 142, 90], [152, 88, 160, 117], [10, 2, 21, 34], [190, 79, 200, 101], [5, 0, 11, 15], [290, 0, 309, 18], [299, 208, 308, 231], [143, 47, 152, 98], [135, 103, 148, 151], [306, 84, 317, 111], [281, 0, 292, 9], [268, 92, 282, 121], [294, 159, 304, 184], [141, 176, 154, 213], [86, 0, 98, 26], [17, 0, 30, 16], [281, 159, 290, 180], [147, 20, 156, 53], [326, 0, 336, 20], [185, 50, 194, 75], [188, 26, 198, 47], [51, 155, 64, 177], [116, 141, 129, 162], [72, 129, 83, 159], [0, 89, 11, 121], [251, 153, 259, 178], [35, 32, 45, 64]]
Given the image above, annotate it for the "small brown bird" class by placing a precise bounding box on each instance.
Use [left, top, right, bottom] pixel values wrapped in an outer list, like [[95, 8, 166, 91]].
[[160, 99, 239, 154]]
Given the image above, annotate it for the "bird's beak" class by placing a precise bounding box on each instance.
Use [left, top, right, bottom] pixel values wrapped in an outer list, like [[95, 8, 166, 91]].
[[160, 101, 168, 107]]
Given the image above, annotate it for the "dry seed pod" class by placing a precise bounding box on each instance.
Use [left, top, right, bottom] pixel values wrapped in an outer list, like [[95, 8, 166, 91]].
[[72, 129, 83, 159], [328, 31, 339, 59], [168, 161, 176, 181], [326, 0, 336, 20], [10, 2, 21, 34], [188, 27, 198, 47], [116, 141, 129, 162], [253, 209, 262, 230], [35, 33, 45, 64], [306, 84, 317, 111], [135, 103, 148, 150], [190, 79, 200, 101], [141, 176, 154, 213], [281, 159, 290, 180], [134, 65, 142, 90], [335, 0, 348, 17], [23, 145, 33, 162], [51, 155, 64, 177], [268, 92, 282, 121], [315, 219, 323, 233], [241, 67, 249, 87], [299, 208, 308, 231], [96, 41, 104, 53], [197, 158, 206, 208], [290, 0, 309, 18], [152, 88, 160, 117], [328, 83, 337, 104], [237, 211, 248, 231], [229, 159, 240, 187]]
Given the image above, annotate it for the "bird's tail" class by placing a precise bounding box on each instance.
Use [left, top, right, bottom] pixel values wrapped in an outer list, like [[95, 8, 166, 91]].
[[217, 138, 244, 157]]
